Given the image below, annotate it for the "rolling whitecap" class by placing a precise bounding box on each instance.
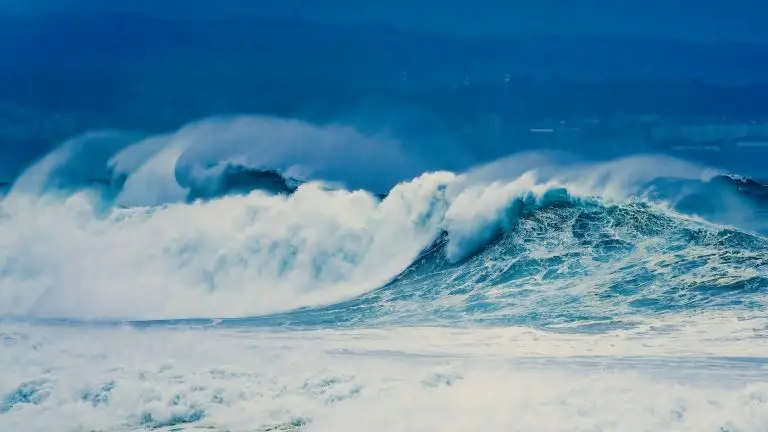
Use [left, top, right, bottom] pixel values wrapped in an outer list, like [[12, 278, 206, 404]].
[[2, 116, 768, 431], [0, 115, 766, 324]]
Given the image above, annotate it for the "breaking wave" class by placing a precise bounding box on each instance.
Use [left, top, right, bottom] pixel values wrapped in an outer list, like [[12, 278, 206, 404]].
[[1, 115, 767, 324]]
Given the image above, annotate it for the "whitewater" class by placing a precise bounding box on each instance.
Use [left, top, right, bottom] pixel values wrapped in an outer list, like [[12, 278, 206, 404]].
[[1, 115, 767, 431]]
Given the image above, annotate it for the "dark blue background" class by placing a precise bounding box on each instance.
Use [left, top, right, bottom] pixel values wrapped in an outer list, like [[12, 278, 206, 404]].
[[2, 1, 768, 181]]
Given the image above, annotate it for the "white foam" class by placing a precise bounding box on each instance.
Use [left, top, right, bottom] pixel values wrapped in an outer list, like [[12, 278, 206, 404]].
[[0, 115, 757, 321], [443, 171, 546, 262], [0, 172, 453, 320], [1, 318, 766, 431]]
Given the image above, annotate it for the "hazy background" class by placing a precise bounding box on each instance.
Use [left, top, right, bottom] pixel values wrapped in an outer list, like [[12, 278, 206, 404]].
[[2, 0, 768, 182]]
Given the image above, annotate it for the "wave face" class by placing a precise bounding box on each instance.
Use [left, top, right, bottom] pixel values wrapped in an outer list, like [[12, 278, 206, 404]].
[[284, 199, 768, 328], [3, 114, 768, 432], [1, 115, 767, 324]]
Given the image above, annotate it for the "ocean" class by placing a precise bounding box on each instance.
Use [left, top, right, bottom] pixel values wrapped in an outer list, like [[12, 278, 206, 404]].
[[1, 115, 767, 431]]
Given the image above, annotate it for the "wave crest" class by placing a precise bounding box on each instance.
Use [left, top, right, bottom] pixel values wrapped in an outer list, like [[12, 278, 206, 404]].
[[1, 115, 767, 322]]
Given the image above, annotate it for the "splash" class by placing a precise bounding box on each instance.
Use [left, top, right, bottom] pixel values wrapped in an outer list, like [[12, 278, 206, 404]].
[[0, 115, 767, 323]]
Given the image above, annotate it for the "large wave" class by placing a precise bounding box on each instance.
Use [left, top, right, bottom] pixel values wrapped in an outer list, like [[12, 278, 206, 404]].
[[1, 115, 767, 322]]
